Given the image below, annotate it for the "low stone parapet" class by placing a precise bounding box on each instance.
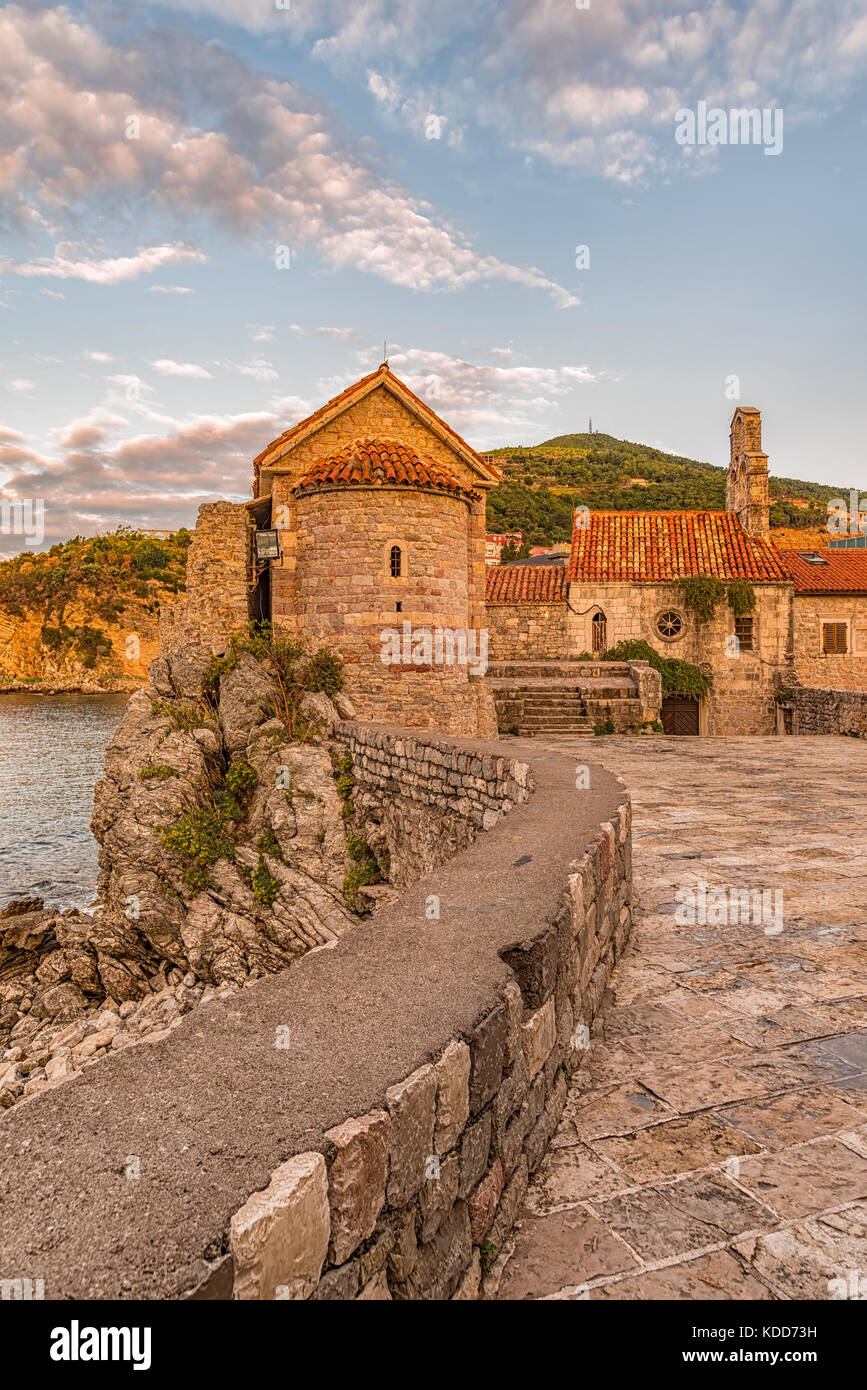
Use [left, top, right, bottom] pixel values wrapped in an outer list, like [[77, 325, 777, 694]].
[[0, 726, 631, 1301]]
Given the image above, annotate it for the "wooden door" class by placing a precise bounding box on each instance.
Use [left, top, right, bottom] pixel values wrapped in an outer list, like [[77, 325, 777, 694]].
[[661, 696, 699, 735]]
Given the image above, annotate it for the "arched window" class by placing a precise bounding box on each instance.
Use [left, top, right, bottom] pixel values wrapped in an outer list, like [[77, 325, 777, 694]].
[[591, 610, 607, 654], [389, 545, 402, 578]]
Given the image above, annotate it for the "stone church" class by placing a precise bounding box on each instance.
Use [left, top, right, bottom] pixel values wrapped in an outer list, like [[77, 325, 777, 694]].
[[161, 373, 867, 739]]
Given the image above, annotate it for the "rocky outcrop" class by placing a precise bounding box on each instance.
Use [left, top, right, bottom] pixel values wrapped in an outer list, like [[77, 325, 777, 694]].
[[1, 641, 381, 1111]]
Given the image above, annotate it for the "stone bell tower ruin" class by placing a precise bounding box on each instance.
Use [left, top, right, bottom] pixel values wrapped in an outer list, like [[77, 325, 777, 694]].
[[726, 406, 770, 540]]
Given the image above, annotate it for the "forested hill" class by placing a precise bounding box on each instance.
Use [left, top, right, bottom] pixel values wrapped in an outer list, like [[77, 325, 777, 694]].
[[484, 432, 847, 550]]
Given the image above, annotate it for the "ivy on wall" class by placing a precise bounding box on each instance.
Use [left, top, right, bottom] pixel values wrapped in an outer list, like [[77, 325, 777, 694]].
[[600, 639, 712, 700], [677, 576, 726, 621], [727, 580, 756, 617]]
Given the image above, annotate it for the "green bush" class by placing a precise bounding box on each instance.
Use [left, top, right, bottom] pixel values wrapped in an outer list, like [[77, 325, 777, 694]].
[[307, 648, 344, 697], [225, 758, 257, 803], [727, 579, 756, 617], [252, 854, 280, 907], [599, 639, 712, 700], [138, 764, 177, 781], [158, 803, 236, 890], [133, 542, 170, 572]]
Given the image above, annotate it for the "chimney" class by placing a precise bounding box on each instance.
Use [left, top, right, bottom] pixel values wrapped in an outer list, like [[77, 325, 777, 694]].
[[726, 406, 770, 540]]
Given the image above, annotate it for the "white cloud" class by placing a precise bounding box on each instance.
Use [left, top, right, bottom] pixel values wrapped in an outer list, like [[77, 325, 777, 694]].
[[0, 6, 575, 304], [82, 351, 115, 363], [2, 243, 208, 286], [225, 357, 279, 382], [7, 378, 36, 392], [152, 358, 213, 379], [246, 324, 276, 342], [148, 284, 195, 295]]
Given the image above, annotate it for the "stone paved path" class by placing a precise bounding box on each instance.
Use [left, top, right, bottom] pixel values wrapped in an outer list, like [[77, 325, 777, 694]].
[[493, 736, 867, 1300]]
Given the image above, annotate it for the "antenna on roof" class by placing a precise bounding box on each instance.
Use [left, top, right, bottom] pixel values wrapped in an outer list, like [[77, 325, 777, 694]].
[[383, 340, 388, 366], [589, 417, 593, 435]]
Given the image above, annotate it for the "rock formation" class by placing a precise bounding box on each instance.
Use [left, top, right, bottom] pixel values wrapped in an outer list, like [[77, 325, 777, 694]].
[[0, 636, 385, 1110]]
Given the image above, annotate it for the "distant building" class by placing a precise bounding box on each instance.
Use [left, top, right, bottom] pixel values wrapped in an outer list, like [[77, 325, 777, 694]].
[[485, 531, 523, 565]]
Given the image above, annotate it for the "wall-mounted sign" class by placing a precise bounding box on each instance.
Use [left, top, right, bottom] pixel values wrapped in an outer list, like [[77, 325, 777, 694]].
[[254, 529, 280, 561]]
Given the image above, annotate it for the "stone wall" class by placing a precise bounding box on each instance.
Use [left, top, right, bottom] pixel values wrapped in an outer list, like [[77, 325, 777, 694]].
[[487, 601, 568, 660], [790, 687, 867, 736], [792, 593, 867, 691], [159, 502, 253, 656], [566, 579, 793, 735], [335, 723, 533, 890], [0, 727, 631, 1302]]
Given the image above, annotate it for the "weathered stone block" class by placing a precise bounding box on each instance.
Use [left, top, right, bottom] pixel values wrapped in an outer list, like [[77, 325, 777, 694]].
[[434, 1039, 470, 1154], [459, 1111, 492, 1198], [502, 979, 523, 1064], [521, 996, 556, 1079], [469, 1003, 507, 1114], [324, 1108, 390, 1264], [231, 1152, 330, 1301], [386, 1064, 437, 1207], [418, 1151, 460, 1242], [312, 1259, 360, 1300], [468, 1159, 504, 1244], [407, 1200, 472, 1299], [501, 926, 558, 1009]]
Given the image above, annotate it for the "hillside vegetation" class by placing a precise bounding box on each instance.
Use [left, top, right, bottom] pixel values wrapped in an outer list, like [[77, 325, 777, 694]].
[[485, 432, 847, 550], [0, 529, 190, 686]]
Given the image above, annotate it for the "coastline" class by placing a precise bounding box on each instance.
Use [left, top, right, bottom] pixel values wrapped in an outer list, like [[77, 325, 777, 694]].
[[0, 679, 142, 695]]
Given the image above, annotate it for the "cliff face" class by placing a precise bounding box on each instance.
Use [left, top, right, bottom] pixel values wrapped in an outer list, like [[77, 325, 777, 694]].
[[0, 598, 166, 689], [0, 528, 188, 690]]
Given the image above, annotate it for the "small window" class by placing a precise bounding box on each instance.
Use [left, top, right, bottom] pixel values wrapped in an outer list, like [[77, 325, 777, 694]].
[[591, 612, 607, 654], [657, 610, 683, 640], [823, 622, 848, 654], [389, 545, 402, 578], [799, 552, 829, 565], [734, 616, 754, 651]]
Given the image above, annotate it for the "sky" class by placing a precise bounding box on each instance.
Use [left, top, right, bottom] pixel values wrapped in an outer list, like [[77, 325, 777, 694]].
[[1, 0, 866, 553]]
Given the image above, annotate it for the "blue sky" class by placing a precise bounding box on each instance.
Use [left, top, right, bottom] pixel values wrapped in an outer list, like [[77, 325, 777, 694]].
[[1, 0, 866, 551]]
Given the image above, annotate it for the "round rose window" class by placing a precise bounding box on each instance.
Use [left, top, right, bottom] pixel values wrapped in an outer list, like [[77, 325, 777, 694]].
[[657, 610, 684, 639]]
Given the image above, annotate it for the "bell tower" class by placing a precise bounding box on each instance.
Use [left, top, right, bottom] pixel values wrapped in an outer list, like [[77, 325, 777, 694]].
[[726, 406, 770, 540]]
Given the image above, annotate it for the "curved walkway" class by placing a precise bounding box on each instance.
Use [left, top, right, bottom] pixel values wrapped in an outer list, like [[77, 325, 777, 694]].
[[493, 736, 867, 1300]]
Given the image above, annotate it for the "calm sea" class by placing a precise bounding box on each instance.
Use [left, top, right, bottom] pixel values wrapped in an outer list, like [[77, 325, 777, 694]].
[[0, 693, 128, 912]]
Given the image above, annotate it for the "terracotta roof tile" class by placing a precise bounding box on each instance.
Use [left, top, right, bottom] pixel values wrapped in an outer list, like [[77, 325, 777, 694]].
[[777, 548, 867, 593], [292, 438, 480, 499], [568, 510, 790, 583], [486, 564, 566, 603]]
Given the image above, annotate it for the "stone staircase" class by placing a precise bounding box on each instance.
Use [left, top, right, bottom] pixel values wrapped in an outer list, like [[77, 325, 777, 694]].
[[486, 660, 644, 737]]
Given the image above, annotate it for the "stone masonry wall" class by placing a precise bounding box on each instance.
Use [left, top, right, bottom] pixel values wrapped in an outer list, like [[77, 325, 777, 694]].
[[566, 579, 793, 735], [275, 485, 496, 738], [214, 730, 632, 1301], [791, 687, 867, 736], [0, 727, 630, 1301], [160, 502, 253, 656], [487, 602, 568, 660], [334, 723, 532, 890], [792, 593, 867, 691]]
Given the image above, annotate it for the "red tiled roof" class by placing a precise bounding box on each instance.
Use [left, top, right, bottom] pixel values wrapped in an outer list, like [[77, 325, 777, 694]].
[[568, 511, 790, 583], [254, 363, 500, 482], [486, 564, 566, 603], [292, 438, 480, 499], [777, 548, 867, 593]]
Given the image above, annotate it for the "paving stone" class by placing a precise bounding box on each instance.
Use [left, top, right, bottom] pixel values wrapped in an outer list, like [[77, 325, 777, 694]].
[[524, 1142, 632, 1214], [591, 1172, 775, 1263], [497, 1206, 639, 1299], [637, 1060, 767, 1112], [593, 1114, 762, 1183], [567, 1081, 674, 1140], [592, 1250, 774, 1300], [715, 1086, 867, 1150], [734, 1203, 867, 1300], [734, 1137, 867, 1219]]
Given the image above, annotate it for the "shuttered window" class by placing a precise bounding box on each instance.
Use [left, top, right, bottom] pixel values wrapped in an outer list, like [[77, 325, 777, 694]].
[[734, 617, 754, 651], [822, 623, 848, 654]]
